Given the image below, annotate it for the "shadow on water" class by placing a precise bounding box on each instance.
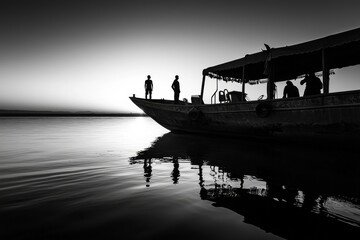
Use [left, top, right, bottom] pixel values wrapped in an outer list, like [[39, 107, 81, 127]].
[[130, 132, 360, 240]]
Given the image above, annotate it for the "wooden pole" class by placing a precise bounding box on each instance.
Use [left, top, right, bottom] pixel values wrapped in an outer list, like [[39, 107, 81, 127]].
[[200, 74, 206, 102], [322, 48, 330, 94], [265, 55, 274, 99], [267, 69, 274, 99], [242, 66, 246, 101]]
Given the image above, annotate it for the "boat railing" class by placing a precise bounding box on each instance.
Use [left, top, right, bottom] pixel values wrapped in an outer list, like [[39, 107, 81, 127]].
[[211, 79, 219, 104], [211, 90, 218, 104]]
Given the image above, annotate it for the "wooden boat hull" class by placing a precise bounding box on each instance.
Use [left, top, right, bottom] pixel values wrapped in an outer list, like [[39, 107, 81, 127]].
[[130, 90, 360, 138]]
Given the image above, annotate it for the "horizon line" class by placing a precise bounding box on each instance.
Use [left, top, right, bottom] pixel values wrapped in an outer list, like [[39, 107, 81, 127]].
[[0, 109, 146, 117]]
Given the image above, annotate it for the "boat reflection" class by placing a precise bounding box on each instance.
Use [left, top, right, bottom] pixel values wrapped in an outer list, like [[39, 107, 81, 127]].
[[130, 133, 360, 239]]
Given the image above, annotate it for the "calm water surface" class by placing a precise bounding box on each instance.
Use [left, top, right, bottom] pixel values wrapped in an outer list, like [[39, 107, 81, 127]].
[[0, 117, 359, 240]]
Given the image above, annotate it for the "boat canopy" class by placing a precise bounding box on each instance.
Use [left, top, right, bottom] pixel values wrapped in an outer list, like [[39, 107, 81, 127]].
[[203, 27, 360, 83]]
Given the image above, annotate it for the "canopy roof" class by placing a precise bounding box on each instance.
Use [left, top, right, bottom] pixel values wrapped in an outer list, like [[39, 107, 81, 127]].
[[203, 27, 360, 83]]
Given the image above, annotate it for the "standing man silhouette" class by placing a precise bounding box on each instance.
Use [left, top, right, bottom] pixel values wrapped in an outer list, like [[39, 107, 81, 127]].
[[300, 72, 322, 96], [144, 75, 153, 99], [171, 75, 180, 104]]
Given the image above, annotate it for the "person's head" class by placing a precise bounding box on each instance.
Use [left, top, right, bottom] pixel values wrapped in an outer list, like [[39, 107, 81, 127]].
[[147, 75, 151, 79], [286, 80, 294, 86], [175, 75, 179, 80]]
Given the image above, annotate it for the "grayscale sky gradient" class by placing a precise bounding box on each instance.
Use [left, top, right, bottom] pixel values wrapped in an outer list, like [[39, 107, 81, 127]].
[[1, 0, 359, 112]]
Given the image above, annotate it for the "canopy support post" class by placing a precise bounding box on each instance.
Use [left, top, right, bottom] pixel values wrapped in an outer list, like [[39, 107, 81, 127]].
[[266, 69, 275, 100], [322, 48, 330, 94], [265, 52, 275, 100], [200, 74, 206, 102], [242, 66, 246, 101]]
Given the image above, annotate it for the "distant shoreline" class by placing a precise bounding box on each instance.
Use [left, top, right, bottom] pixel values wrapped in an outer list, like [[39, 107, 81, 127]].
[[0, 110, 147, 117]]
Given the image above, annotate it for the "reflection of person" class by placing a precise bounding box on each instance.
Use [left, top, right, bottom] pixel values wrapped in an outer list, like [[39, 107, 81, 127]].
[[143, 158, 152, 187], [171, 75, 180, 104], [171, 157, 180, 184], [300, 72, 322, 96], [283, 80, 300, 98], [144, 75, 153, 99]]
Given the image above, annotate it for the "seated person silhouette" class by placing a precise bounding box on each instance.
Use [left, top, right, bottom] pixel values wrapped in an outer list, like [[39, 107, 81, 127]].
[[283, 81, 300, 98]]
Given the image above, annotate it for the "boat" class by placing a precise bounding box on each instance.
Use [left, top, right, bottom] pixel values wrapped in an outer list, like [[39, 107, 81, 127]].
[[130, 27, 360, 138]]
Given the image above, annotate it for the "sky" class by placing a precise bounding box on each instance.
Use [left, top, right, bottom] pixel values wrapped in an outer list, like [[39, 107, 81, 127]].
[[0, 0, 359, 113]]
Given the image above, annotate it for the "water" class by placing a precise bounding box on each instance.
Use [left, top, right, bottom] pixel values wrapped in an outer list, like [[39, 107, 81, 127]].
[[0, 117, 359, 240]]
